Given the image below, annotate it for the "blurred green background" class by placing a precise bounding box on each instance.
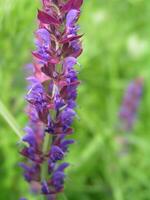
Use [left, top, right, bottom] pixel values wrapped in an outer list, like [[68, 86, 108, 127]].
[[1, 0, 150, 199]]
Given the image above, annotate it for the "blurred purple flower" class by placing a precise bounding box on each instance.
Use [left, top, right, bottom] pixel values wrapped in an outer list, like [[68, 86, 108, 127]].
[[20, 0, 83, 199], [119, 77, 144, 131]]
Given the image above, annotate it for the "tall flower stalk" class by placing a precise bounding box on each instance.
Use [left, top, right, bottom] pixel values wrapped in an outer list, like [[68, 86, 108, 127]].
[[20, 0, 83, 199], [116, 77, 144, 155], [119, 77, 143, 132]]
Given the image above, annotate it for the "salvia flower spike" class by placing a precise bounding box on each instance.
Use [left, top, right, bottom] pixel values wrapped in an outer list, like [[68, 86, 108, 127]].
[[20, 0, 83, 199], [119, 77, 144, 132]]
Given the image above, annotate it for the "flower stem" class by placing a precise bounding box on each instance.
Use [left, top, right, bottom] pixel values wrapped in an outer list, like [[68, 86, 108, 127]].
[[41, 133, 51, 181], [41, 134, 52, 200]]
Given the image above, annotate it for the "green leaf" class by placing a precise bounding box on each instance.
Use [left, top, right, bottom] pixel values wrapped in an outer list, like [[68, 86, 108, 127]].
[[0, 100, 23, 139]]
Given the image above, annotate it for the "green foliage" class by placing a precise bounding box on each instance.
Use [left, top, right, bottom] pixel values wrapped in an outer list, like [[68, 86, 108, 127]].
[[0, 0, 150, 199]]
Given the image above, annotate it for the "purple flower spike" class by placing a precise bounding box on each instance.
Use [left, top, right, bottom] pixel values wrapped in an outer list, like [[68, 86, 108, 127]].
[[20, 0, 83, 199], [119, 77, 144, 131]]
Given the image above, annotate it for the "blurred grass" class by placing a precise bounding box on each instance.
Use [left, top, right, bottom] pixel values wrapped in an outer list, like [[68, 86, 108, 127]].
[[1, 0, 150, 199]]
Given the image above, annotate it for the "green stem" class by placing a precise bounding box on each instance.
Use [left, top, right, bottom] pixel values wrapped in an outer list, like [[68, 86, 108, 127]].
[[41, 133, 51, 181], [41, 134, 52, 200]]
